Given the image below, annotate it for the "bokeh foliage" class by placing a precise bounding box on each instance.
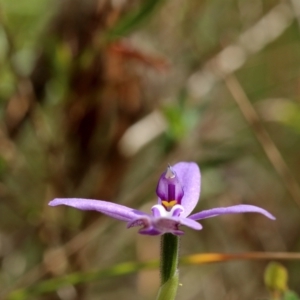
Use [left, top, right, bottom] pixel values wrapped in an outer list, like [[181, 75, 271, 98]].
[[0, 0, 300, 299]]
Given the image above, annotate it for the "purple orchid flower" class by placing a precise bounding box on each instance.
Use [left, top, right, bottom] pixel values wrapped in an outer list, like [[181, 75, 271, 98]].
[[49, 162, 275, 236]]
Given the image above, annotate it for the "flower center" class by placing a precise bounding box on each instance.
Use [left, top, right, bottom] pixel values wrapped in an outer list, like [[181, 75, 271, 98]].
[[151, 204, 184, 218]]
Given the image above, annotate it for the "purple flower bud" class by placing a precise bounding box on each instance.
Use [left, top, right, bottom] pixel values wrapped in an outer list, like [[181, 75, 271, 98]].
[[156, 165, 184, 210]]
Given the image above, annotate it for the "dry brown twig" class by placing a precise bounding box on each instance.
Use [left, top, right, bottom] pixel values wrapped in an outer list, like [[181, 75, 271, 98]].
[[221, 73, 300, 209]]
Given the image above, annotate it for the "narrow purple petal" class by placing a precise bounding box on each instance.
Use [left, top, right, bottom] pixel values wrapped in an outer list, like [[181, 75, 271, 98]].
[[173, 162, 201, 217], [49, 198, 148, 222], [189, 204, 276, 221], [179, 217, 203, 230]]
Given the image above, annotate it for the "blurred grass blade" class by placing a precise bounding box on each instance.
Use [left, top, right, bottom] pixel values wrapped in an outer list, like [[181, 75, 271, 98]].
[[8, 260, 158, 300], [182, 252, 300, 265], [8, 252, 300, 299], [107, 0, 165, 41]]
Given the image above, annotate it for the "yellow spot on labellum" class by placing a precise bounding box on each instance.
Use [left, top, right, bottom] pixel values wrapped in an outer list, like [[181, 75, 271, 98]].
[[162, 200, 177, 209]]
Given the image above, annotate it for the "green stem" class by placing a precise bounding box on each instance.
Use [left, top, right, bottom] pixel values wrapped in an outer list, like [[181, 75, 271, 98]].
[[156, 233, 179, 300], [161, 233, 179, 283]]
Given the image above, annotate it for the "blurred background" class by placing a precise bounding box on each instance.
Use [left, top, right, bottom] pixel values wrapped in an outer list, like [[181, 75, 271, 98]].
[[0, 0, 300, 299]]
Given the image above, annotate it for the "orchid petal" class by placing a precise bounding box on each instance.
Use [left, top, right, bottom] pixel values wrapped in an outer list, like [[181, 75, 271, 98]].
[[127, 215, 202, 236], [49, 198, 148, 222], [189, 204, 276, 221], [179, 217, 203, 230], [127, 216, 173, 235], [173, 162, 201, 217], [153, 218, 185, 235]]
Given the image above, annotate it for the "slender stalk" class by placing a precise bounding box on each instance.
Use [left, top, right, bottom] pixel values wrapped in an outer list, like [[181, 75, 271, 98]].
[[160, 233, 179, 282], [156, 233, 179, 300]]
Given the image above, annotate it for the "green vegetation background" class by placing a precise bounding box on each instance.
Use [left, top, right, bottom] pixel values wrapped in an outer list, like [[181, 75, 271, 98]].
[[0, 0, 300, 299]]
